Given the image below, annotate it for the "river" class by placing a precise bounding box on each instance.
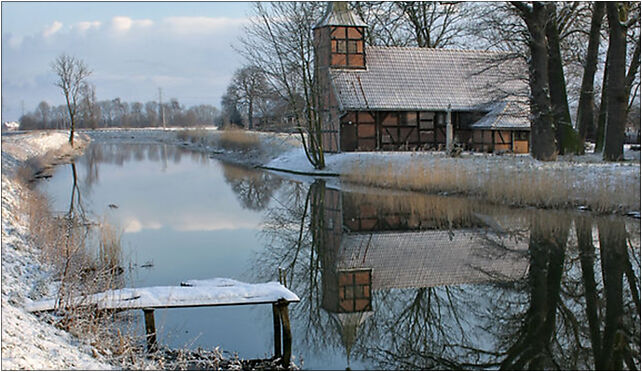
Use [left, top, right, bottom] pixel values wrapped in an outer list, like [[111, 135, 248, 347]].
[[38, 141, 641, 370]]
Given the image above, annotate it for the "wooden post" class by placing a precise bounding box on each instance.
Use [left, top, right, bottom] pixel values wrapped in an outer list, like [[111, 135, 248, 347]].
[[143, 308, 157, 353], [446, 104, 453, 153], [272, 304, 282, 358], [277, 300, 292, 368]]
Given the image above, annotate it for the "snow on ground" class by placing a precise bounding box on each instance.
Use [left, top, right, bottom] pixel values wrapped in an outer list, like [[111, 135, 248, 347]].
[[84, 127, 641, 208], [1, 131, 113, 370], [266, 145, 641, 198], [267, 144, 641, 175]]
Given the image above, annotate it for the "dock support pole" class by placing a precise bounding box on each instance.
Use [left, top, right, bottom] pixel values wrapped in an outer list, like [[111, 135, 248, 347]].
[[143, 308, 157, 353], [272, 304, 282, 358], [276, 300, 292, 368]]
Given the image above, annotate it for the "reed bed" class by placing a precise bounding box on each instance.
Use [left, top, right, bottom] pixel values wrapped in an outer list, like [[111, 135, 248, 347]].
[[176, 127, 261, 153], [217, 127, 260, 152], [19, 180, 150, 367], [342, 158, 640, 213]]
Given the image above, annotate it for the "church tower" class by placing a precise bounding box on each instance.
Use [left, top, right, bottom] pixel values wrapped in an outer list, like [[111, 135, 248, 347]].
[[314, 2, 367, 152], [314, 2, 367, 69]]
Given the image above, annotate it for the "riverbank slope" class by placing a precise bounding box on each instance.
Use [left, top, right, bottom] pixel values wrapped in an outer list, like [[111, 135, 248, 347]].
[[1, 131, 113, 369]]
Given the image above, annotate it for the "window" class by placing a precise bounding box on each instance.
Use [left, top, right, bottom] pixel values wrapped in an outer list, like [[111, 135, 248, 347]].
[[348, 40, 358, 53], [515, 131, 529, 140]]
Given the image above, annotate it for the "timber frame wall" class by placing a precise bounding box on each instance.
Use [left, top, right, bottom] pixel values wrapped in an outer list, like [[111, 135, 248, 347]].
[[338, 110, 530, 153]]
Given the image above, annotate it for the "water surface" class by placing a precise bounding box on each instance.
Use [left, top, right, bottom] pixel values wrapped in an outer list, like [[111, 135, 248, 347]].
[[39, 141, 641, 370]]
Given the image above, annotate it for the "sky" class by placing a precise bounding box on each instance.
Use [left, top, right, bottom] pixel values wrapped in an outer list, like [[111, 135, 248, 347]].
[[1, 1, 254, 122]]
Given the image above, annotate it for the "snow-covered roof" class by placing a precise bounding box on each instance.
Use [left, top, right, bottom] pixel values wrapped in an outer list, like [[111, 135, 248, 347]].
[[471, 100, 531, 130], [336, 230, 528, 290], [330, 46, 528, 115]]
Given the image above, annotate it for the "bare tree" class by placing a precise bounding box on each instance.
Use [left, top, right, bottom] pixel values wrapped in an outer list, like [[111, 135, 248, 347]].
[[239, 2, 327, 169], [351, 1, 469, 49], [397, 1, 470, 48], [226, 65, 272, 130], [603, 2, 639, 161], [576, 2, 605, 150], [51, 54, 92, 146], [546, 3, 582, 155], [511, 2, 557, 161], [79, 83, 99, 129], [36, 101, 50, 129]]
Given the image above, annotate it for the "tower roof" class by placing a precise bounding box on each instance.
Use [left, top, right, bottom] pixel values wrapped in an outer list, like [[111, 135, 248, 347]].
[[314, 2, 367, 29]]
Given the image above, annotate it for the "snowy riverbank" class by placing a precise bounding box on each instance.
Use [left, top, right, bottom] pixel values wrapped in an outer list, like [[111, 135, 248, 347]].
[[1, 131, 113, 369], [1, 130, 299, 370], [82, 127, 640, 213]]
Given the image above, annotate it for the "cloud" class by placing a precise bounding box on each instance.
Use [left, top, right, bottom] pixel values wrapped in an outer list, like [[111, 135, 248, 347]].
[[123, 217, 162, 233], [74, 21, 101, 32], [42, 21, 63, 38], [6, 33, 23, 48], [110, 16, 153, 33]]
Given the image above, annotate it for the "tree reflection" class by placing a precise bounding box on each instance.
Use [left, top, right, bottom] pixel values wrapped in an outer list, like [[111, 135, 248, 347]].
[[221, 163, 283, 211], [254, 180, 640, 370]]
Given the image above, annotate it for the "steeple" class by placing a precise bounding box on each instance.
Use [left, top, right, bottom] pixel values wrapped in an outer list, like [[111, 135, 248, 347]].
[[315, 2, 367, 29]]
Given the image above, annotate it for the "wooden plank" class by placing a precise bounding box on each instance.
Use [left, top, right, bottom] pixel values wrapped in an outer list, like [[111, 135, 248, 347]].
[[26, 278, 299, 313]]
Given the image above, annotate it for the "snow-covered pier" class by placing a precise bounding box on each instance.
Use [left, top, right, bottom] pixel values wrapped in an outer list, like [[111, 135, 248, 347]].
[[25, 278, 300, 366]]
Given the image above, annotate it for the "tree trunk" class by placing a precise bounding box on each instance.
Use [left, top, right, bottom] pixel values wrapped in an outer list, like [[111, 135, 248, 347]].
[[546, 3, 581, 155], [603, 3, 627, 161], [576, 216, 602, 368], [500, 213, 568, 369], [577, 2, 605, 150], [248, 98, 254, 130], [595, 50, 610, 153], [523, 3, 558, 161], [598, 217, 627, 370], [625, 41, 641, 112]]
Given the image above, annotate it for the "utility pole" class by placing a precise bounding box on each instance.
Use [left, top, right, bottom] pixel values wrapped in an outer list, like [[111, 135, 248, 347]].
[[158, 88, 166, 129]]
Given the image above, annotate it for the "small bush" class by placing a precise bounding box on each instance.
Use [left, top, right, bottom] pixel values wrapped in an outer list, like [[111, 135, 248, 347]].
[[177, 129, 211, 145]]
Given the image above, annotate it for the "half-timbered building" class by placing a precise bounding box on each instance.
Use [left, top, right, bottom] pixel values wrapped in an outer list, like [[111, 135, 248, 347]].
[[314, 2, 531, 153]]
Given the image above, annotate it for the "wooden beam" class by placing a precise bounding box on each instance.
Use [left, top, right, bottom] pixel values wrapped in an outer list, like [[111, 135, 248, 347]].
[[277, 300, 292, 368], [272, 304, 282, 358], [143, 308, 157, 353]]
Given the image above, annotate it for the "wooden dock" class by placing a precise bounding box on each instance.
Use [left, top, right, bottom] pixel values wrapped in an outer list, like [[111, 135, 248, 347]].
[[25, 278, 299, 366]]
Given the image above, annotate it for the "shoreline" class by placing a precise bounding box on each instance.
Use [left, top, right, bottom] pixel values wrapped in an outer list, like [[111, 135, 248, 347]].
[[1, 131, 114, 369], [82, 127, 641, 216], [1, 130, 298, 370]]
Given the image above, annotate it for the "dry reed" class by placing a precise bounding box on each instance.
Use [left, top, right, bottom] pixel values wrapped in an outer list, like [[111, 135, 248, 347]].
[[342, 158, 640, 213], [19, 180, 147, 367], [217, 127, 260, 152]]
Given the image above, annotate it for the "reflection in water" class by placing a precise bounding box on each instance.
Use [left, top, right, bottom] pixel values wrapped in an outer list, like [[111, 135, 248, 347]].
[[42, 143, 639, 369], [221, 163, 283, 211], [258, 180, 640, 370]]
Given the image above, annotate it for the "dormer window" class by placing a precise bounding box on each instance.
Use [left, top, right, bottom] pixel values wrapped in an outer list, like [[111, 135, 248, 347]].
[[330, 26, 365, 68]]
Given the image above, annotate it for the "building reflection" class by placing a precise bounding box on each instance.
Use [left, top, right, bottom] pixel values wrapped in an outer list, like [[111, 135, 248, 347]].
[[314, 181, 529, 315], [258, 179, 640, 370]]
